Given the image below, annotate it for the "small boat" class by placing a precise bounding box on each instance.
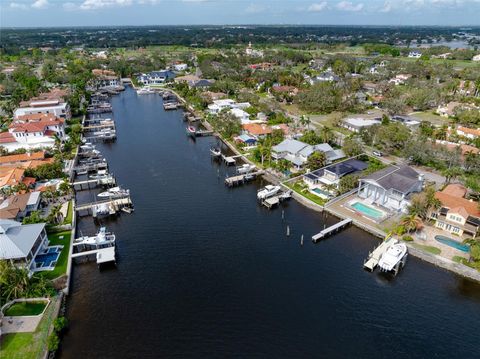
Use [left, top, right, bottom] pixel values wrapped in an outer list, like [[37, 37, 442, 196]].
[[257, 185, 281, 200], [74, 227, 116, 246], [237, 164, 256, 174], [186, 126, 196, 136], [279, 190, 292, 200], [378, 240, 408, 273], [137, 86, 155, 95], [210, 147, 221, 157], [97, 186, 129, 198]]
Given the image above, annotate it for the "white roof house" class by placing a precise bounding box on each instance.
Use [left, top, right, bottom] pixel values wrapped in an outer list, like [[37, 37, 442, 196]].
[[272, 139, 345, 168], [0, 219, 48, 272], [229, 108, 251, 124], [343, 117, 381, 132], [14, 101, 70, 120]]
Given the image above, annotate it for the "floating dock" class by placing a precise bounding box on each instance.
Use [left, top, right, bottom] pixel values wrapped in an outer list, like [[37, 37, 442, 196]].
[[312, 218, 352, 242], [363, 236, 395, 272], [71, 245, 116, 266]]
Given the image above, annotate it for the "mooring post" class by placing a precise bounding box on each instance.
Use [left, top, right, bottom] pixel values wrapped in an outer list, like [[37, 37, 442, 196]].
[[286, 225, 290, 236], [282, 210, 285, 220], [301, 234, 304, 246]]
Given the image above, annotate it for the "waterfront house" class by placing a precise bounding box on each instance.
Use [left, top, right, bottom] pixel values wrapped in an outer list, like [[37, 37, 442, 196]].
[[357, 165, 424, 213], [0, 219, 48, 274], [137, 70, 175, 85], [14, 99, 70, 120], [342, 117, 381, 133], [0, 167, 35, 190], [242, 123, 272, 138], [0, 113, 65, 151], [455, 126, 480, 140], [272, 139, 345, 169], [234, 134, 257, 145], [408, 51, 422, 58], [207, 99, 237, 114], [303, 158, 368, 196], [389, 74, 411, 86], [0, 191, 41, 221], [0, 151, 48, 168], [431, 184, 480, 238]]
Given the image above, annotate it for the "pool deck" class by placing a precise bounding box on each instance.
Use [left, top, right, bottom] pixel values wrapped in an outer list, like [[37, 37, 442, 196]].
[[415, 225, 470, 261]]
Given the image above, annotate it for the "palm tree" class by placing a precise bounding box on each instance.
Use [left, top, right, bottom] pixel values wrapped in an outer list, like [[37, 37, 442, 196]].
[[319, 126, 334, 144], [299, 115, 311, 130], [400, 214, 422, 233]]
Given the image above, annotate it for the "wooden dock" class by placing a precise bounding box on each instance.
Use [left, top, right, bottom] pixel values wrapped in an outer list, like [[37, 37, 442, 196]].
[[195, 130, 213, 137], [312, 218, 352, 242], [75, 196, 132, 216], [72, 177, 116, 190], [72, 245, 116, 265], [74, 162, 108, 174], [221, 154, 242, 166], [225, 170, 264, 187], [261, 191, 292, 209], [83, 123, 115, 131], [363, 236, 394, 272]]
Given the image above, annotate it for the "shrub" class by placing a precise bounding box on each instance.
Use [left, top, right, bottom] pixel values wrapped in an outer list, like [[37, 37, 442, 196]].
[[47, 332, 60, 352], [54, 317, 68, 332], [402, 235, 414, 242]]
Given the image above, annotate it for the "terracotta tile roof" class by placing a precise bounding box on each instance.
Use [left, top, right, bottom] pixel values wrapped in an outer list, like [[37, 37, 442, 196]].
[[457, 126, 480, 137], [0, 132, 16, 144], [435, 189, 480, 218], [19, 89, 69, 107], [15, 113, 58, 122], [0, 167, 25, 188], [0, 151, 46, 165], [242, 123, 272, 136], [9, 118, 63, 134], [442, 184, 467, 198]]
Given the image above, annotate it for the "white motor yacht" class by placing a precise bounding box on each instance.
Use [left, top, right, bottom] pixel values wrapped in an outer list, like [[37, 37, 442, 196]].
[[237, 164, 256, 174], [137, 86, 155, 95], [257, 185, 281, 200], [74, 227, 116, 246], [378, 240, 408, 272], [97, 186, 129, 198]]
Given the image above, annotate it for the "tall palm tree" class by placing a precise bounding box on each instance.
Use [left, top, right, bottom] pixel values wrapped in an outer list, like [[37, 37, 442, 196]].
[[319, 126, 334, 144]]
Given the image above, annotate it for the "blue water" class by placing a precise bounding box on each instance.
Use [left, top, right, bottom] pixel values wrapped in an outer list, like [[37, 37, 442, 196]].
[[312, 187, 332, 198], [435, 235, 470, 253], [352, 202, 384, 219], [35, 252, 60, 267]]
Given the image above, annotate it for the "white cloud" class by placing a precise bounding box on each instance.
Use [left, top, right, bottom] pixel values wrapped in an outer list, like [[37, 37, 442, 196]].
[[308, 2, 328, 12], [9, 2, 28, 9], [79, 0, 133, 11], [336, 1, 364, 11], [62, 2, 77, 10], [31, 0, 49, 9], [380, 0, 392, 12], [245, 3, 266, 13]]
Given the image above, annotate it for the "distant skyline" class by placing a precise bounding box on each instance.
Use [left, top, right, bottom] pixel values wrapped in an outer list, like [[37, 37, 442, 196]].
[[1, 0, 480, 28]]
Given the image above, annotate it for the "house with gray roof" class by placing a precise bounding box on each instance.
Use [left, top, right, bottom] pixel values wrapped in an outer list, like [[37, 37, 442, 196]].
[[357, 165, 424, 212], [272, 139, 345, 168], [0, 219, 48, 273]]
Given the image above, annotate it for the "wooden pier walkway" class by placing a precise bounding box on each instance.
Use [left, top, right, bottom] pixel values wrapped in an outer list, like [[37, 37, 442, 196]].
[[312, 218, 352, 242], [72, 177, 116, 190], [225, 170, 264, 187], [72, 246, 116, 265], [75, 196, 132, 212], [363, 236, 394, 272]]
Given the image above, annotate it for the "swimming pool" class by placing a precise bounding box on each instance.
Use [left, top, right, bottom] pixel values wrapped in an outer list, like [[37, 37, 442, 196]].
[[312, 188, 332, 198], [435, 235, 470, 252], [35, 252, 60, 269], [351, 202, 384, 220]]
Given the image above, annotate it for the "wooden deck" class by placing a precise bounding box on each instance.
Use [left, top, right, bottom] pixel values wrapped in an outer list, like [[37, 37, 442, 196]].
[[312, 218, 352, 242]]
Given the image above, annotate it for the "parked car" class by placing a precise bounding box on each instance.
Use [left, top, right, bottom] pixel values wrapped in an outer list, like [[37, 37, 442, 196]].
[[372, 150, 383, 157]]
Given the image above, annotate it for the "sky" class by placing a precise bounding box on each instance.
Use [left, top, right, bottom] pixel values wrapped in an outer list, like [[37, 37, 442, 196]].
[[1, 0, 480, 27]]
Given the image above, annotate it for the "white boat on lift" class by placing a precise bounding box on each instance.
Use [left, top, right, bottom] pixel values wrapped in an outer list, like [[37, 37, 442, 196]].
[[236, 164, 256, 174], [378, 240, 408, 273], [97, 186, 129, 198], [74, 227, 116, 246], [89, 170, 109, 179], [257, 185, 281, 200], [210, 147, 221, 157]]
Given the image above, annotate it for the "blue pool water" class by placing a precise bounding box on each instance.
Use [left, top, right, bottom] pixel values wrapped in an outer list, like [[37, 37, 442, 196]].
[[35, 252, 60, 268], [312, 188, 332, 198], [435, 235, 470, 252], [46, 247, 59, 254], [351, 202, 384, 219]]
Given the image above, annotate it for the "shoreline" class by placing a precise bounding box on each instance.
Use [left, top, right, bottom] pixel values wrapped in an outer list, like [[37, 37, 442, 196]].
[[168, 86, 480, 284]]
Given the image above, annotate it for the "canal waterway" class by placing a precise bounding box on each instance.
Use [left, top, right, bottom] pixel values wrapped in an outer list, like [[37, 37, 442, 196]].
[[60, 86, 480, 358]]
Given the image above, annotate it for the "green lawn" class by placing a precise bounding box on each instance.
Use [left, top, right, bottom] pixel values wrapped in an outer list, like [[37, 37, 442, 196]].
[[285, 181, 327, 207], [0, 297, 57, 359], [412, 243, 442, 255], [39, 231, 72, 280], [410, 111, 448, 126], [5, 301, 48, 316], [63, 200, 73, 225]]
